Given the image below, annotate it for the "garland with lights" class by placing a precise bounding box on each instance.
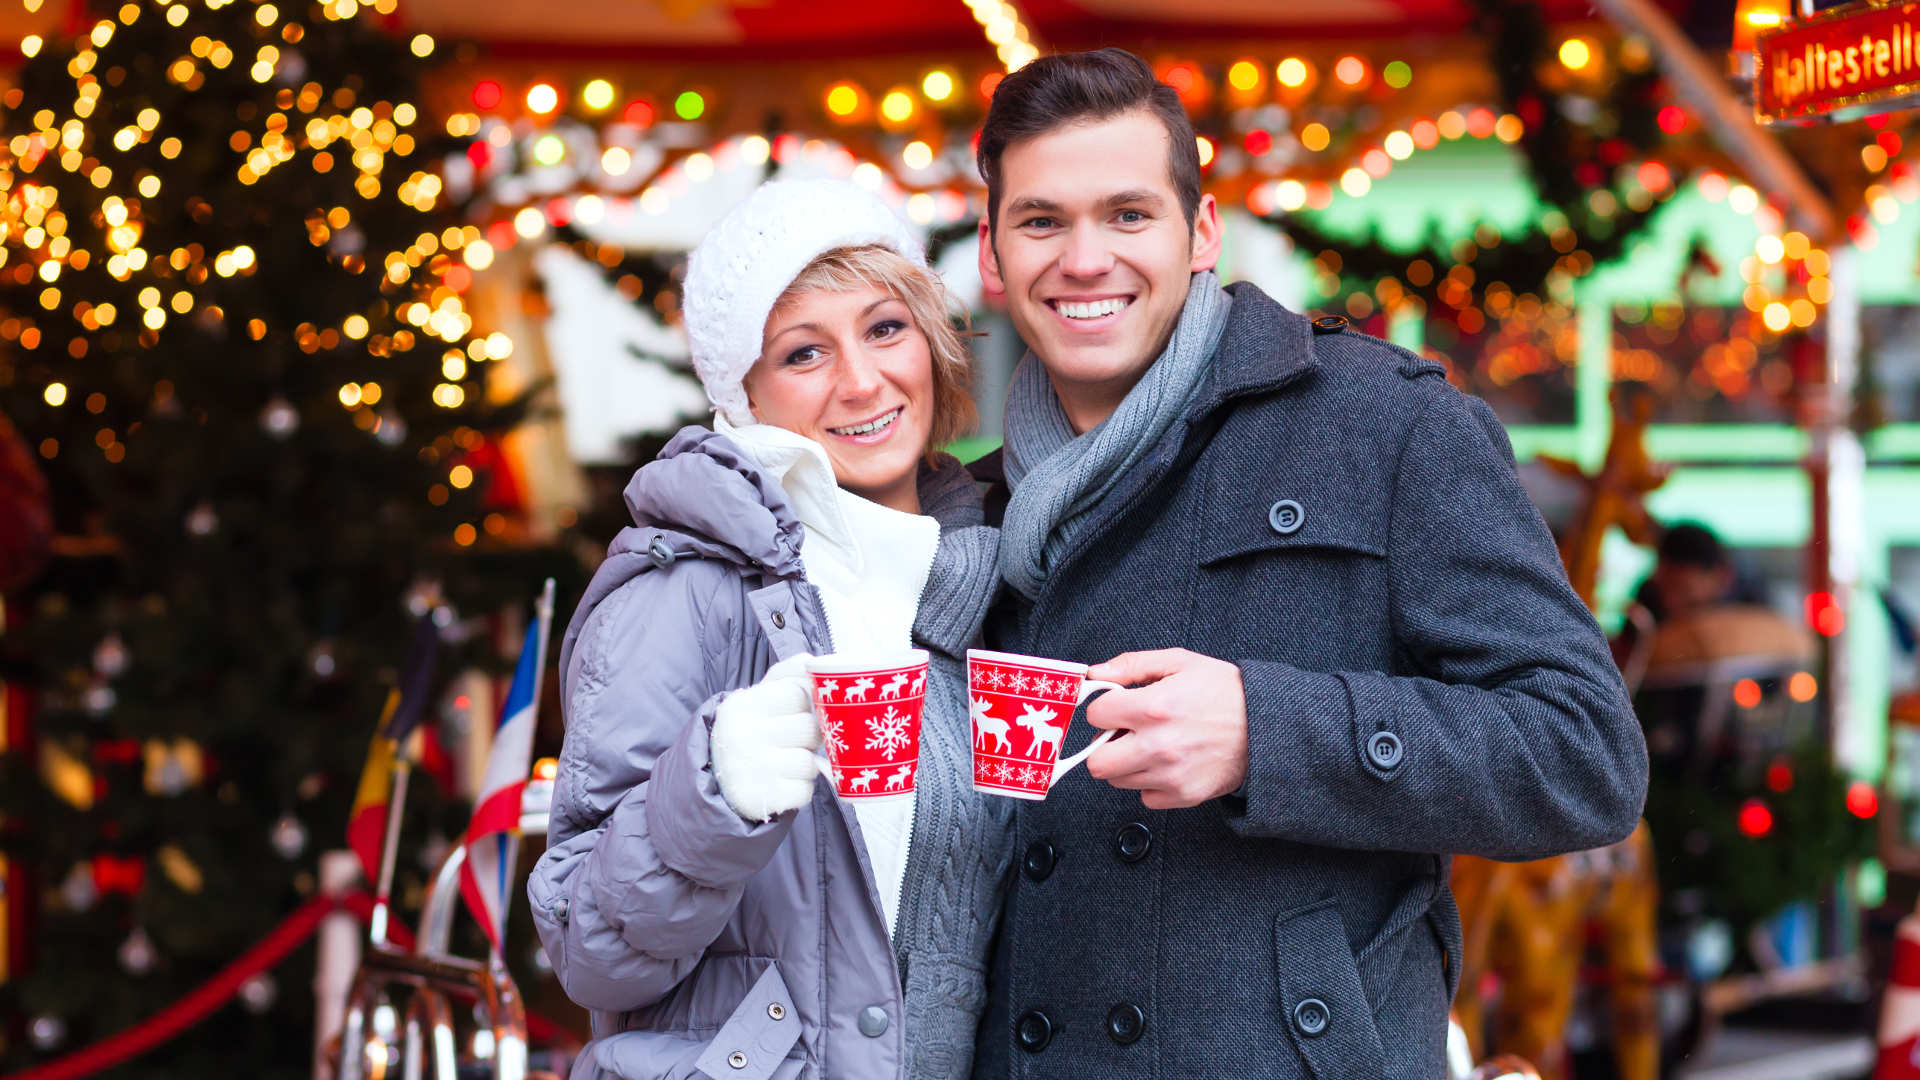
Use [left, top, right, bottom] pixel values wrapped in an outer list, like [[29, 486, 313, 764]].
[[0, 1, 570, 1072], [1257, 0, 1676, 335]]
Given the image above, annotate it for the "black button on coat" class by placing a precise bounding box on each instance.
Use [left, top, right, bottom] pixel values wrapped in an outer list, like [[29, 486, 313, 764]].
[[969, 283, 1646, 1080]]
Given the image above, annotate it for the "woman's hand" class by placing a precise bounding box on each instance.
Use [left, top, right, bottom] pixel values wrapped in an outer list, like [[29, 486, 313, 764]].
[[710, 654, 823, 822]]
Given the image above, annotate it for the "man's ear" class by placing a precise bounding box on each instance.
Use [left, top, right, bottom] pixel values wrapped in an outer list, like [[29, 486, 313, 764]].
[[1188, 193, 1223, 273], [977, 217, 1007, 307]]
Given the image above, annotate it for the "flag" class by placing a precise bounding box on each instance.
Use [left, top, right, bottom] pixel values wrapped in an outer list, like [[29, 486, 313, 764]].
[[346, 614, 440, 885], [346, 690, 401, 886], [457, 602, 547, 953]]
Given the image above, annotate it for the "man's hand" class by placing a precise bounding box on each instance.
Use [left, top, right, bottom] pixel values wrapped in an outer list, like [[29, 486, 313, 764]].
[[1082, 649, 1249, 810]]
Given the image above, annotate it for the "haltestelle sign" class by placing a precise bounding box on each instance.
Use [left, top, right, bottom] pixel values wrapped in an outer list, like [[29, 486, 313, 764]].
[[1755, 1, 1920, 124]]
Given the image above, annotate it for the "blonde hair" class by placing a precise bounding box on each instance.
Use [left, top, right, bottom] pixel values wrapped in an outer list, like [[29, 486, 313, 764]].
[[773, 244, 978, 457]]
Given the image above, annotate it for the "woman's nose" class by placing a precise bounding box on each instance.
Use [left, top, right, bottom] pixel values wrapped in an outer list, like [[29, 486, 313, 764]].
[[836, 348, 886, 400]]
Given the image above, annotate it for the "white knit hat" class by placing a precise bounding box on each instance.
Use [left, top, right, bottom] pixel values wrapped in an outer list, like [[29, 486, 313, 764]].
[[682, 178, 926, 425]]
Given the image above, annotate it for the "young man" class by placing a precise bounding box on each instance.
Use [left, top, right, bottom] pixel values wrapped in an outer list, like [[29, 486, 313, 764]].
[[968, 49, 1648, 1078]]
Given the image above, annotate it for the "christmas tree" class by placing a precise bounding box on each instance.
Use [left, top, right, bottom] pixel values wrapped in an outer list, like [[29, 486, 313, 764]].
[[0, 0, 564, 1071]]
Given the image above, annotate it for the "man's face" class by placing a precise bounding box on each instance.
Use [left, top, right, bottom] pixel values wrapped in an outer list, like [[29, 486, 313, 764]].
[[979, 110, 1221, 430]]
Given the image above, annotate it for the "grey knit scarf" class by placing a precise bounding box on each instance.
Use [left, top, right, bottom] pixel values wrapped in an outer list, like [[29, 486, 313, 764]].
[[895, 455, 1013, 1080], [999, 272, 1231, 599]]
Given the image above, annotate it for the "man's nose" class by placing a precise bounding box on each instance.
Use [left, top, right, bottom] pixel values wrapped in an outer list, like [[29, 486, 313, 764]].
[[1059, 223, 1115, 278]]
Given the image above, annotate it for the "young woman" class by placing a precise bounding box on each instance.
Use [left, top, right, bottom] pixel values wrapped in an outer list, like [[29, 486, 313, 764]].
[[529, 178, 1011, 1080]]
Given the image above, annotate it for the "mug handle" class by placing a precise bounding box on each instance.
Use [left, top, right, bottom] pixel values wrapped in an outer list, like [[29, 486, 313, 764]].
[[1050, 679, 1125, 788]]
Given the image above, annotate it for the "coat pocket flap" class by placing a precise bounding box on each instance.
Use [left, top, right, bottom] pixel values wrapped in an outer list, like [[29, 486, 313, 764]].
[[693, 963, 803, 1080], [1198, 485, 1387, 567], [1274, 900, 1387, 1080]]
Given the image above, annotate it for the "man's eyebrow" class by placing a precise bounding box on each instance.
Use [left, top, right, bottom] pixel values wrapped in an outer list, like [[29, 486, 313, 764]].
[[1004, 195, 1065, 217], [1103, 189, 1165, 210]]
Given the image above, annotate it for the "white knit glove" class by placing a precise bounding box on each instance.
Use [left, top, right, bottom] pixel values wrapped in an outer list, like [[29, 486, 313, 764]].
[[710, 654, 822, 823]]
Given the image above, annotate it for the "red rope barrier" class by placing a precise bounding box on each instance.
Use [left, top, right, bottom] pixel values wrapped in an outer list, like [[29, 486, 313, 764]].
[[2, 894, 337, 1080], [3, 890, 582, 1079]]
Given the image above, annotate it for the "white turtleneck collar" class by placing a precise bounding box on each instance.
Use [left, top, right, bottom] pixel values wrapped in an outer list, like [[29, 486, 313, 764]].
[[713, 413, 938, 939]]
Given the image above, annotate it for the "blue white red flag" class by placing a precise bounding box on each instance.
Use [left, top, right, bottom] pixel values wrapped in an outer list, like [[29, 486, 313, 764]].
[[458, 582, 552, 953]]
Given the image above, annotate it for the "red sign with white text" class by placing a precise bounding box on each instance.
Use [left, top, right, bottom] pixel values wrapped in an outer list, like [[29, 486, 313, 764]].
[[1755, 1, 1920, 124]]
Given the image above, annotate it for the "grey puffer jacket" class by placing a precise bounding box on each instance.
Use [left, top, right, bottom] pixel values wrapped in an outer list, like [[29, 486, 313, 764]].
[[528, 427, 1012, 1080]]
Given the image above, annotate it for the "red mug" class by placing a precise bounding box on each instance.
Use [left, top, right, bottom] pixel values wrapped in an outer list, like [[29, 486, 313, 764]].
[[806, 650, 928, 801], [967, 649, 1121, 800]]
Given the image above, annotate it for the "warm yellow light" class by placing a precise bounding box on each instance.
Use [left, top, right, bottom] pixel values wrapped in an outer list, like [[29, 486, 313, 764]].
[[583, 79, 615, 111], [410, 33, 433, 57], [1340, 167, 1372, 197], [450, 464, 474, 489], [922, 70, 955, 101], [44, 381, 67, 406], [1300, 123, 1331, 152], [601, 146, 631, 175], [1494, 114, 1525, 142], [906, 193, 936, 225], [526, 83, 559, 114], [1755, 234, 1785, 263], [513, 206, 545, 239], [1276, 58, 1310, 87], [1558, 38, 1592, 70], [1789, 298, 1817, 327], [339, 383, 362, 407], [1227, 60, 1262, 92], [464, 239, 495, 270], [1761, 301, 1791, 332], [485, 332, 513, 360], [170, 291, 192, 314], [1384, 131, 1414, 160], [880, 90, 915, 124], [1334, 56, 1367, 86], [232, 245, 256, 270], [1275, 180, 1307, 211], [1195, 136, 1215, 167], [344, 314, 369, 339], [826, 83, 862, 117], [256, 4, 278, 25], [442, 354, 467, 380], [361, 382, 382, 405], [143, 307, 166, 330], [21, 34, 42, 58], [739, 135, 770, 165], [902, 140, 934, 170]]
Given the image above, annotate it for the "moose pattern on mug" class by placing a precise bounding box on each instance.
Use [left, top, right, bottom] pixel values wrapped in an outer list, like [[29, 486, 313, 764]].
[[968, 660, 1085, 798], [814, 659, 927, 799]]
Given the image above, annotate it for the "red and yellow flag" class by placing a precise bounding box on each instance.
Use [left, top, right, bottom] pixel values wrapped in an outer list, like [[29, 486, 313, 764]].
[[346, 689, 402, 886]]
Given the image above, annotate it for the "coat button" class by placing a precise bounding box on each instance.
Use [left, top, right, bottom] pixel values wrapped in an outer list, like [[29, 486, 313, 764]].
[[1367, 731, 1403, 770], [1115, 822, 1152, 863], [727, 1051, 748, 1069], [1015, 1010, 1053, 1053], [771, 610, 786, 629], [1293, 998, 1330, 1037], [858, 1005, 889, 1037], [1311, 314, 1349, 334], [1106, 1003, 1145, 1045], [551, 898, 569, 925], [1022, 840, 1056, 882], [767, 1002, 786, 1021], [1268, 499, 1305, 536]]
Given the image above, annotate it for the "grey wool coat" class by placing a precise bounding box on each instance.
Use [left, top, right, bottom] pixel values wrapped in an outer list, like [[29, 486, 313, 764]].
[[968, 282, 1649, 1080], [528, 428, 1012, 1080]]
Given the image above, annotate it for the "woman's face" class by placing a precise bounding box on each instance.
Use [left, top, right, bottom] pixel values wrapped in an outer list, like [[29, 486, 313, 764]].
[[744, 283, 935, 514]]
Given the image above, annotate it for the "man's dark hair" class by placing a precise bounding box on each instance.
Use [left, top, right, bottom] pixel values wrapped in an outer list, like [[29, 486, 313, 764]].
[[976, 48, 1201, 236], [1657, 522, 1727, 569]]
